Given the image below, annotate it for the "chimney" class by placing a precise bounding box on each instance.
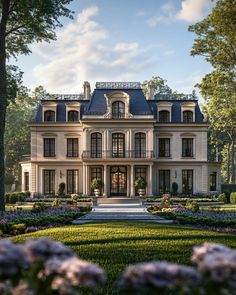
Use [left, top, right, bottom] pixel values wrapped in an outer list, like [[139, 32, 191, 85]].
[[147, 83, 155, 100], [83, 81, 91, 99]]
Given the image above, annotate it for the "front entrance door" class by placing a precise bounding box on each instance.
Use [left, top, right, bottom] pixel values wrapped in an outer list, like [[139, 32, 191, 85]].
[[110, 166, 127, 196]]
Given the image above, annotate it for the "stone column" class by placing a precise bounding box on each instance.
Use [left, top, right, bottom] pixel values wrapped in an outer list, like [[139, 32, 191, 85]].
[[82, 165, 86, 195], [130, 164, 135, 197], [85, 165, 89, 196], [148, 164, 153, 196], [103, 165, 108, 197]]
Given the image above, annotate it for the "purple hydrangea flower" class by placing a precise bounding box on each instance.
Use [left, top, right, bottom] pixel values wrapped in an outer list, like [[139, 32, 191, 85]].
[[0, 239, 30, 279], [25, 237, 74, 262], [120, 261, 201, 291]]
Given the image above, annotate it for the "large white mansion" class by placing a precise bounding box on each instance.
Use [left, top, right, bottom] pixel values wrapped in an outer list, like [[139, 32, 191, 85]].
[[21, 82, 220, 197]]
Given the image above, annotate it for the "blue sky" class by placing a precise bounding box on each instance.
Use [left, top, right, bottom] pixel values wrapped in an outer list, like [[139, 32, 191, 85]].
[[13, 0, 214, 98]]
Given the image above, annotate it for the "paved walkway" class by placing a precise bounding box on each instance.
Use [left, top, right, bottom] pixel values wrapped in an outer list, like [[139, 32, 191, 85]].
[[73, 204, 174, 224]]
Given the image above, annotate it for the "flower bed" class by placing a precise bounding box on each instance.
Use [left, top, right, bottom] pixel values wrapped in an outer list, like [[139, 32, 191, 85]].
[[151, 207, 236, 228], [0, 206, 83, 235]]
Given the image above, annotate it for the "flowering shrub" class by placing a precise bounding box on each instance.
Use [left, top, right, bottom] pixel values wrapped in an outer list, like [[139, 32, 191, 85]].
[[1, 239, 236, 294], [0, 207, 83, 235], [0, 238, 105, 295], [119, 242, 236, 295], [151, 207, 236, 228]]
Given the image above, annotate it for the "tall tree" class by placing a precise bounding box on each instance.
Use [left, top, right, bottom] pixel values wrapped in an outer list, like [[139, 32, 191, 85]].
[[0, 0, 74, 210], [4, 86, 45, 189], [189, 0, 236, 183], [142, 76, 195, 99]]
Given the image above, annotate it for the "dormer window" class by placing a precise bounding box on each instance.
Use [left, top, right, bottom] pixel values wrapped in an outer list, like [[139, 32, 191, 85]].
[[181, 101, 196, 122], [183, 111, 193, 123], [68, 110, 79, 122], [159, 110, 170, 122], [112, 101, 125, 118], [44, 110, 55, 122]]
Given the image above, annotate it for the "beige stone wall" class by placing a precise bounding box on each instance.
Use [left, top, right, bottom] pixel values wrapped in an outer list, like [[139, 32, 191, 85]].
[[21, 114, 220, 196]]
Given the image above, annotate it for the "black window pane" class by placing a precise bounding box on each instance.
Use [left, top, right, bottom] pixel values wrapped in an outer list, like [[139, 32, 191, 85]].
[[159, 111, 170, 122], [67, 170, 79, 194], [159, 138, 170, 157], [44, 111, 55, 122], [183, 111, 193, 123], [112, 133, 125, 157], [91, 133, 102, 158], [159, 170, 170, 194], [112, 101, 125, 118], [210, 172, 217, 191], [44, 138, 55, 157], [24, 172, 29, 191], [135, 133, 146, 158], [67, 138, 79, 157], [182, 170, 193, 194], [43, 170, 55, 195], [182, 138, 193, 157], [68, 111, 79, 122]]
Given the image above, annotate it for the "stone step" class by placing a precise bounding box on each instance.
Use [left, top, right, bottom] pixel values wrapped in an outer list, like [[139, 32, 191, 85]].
[[97, 198, 141, 205]]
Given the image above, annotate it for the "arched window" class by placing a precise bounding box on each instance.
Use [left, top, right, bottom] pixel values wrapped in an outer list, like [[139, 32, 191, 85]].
[[135, 133, 146, 158], [91, 133, 102, 158], [112, 101, 125, 118], [159, 110, 170, 122], [68, 110, 79, 122], [112, 133, 125, 157], [44, 110, 55, 122], [183, 111, 193, 123]]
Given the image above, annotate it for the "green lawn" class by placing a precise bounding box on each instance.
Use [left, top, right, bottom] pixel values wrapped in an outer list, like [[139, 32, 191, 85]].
[[13, 222, 236, 294], [6, 204, 33, 211], [201, 204, 236, 211]]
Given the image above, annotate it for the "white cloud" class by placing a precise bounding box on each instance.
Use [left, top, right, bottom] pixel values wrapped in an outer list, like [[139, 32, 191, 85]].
[[147, 0, 212, 27], [32, 6, 157, 93], [147, 1, 175, 27], [177, 0, 212, 22]]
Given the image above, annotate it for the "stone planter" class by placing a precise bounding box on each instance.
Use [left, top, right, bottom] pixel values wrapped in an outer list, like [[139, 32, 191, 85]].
[[94, 189, 100, 197], [138, 188, 146, 196]]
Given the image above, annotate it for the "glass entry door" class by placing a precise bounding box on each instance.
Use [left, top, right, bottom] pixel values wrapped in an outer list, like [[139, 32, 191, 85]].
[[110, 166, 127, 196]]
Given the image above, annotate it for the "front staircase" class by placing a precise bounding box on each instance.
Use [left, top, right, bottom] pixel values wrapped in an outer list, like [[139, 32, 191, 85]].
[[96, 197, 142, 205]]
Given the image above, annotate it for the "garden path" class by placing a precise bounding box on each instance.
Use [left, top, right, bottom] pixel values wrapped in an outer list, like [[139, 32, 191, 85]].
[[73, 204, 173, 224]]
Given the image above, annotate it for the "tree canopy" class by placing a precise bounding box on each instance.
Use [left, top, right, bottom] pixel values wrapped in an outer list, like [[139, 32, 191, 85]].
[[0, 0, 74, 210], [189, 0, 236, 183]]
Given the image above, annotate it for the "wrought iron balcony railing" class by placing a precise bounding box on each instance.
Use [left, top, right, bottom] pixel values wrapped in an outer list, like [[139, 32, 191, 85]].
[[82, 150, 154, 159]]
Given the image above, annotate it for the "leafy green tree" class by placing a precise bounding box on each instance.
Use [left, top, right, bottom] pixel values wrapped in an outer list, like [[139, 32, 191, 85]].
[[4, 86, 45, 190], [189, 0, 236, 183], [0, 0, 74, 210], [142, 76, 194, 99]]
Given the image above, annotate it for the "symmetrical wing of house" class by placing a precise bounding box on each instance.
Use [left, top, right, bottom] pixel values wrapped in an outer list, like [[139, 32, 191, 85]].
[[21, 81, 220, 197]]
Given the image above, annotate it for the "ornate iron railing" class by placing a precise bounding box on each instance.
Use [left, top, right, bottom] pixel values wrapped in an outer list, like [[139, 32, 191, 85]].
[[82, 150, 154, 159]]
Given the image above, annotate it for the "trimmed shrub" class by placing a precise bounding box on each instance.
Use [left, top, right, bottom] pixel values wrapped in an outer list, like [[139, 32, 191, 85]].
[[218, 193, 227, 203], [52, 199, 61, 207], [160, 195, 171, 208], [5, 192, 28, 204], [230, 192, 236, 204], [186, 200, 199, 212], [31, 202, 48, 213], [58, 182, 66, 197]]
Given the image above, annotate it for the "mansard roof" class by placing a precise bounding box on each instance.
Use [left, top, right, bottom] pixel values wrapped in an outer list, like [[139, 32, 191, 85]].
[[85, 88, 152, 116], [32, 82, 204, 123]]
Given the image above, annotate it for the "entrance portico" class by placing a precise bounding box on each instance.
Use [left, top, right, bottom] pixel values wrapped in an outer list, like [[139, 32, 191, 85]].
[[82, 164, 153, 197]]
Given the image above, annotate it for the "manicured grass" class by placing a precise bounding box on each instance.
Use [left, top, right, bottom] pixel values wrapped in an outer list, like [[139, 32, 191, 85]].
[[6, 204, 33, 211], [201, 204, 236, 211], [13, 222, 236, 294]]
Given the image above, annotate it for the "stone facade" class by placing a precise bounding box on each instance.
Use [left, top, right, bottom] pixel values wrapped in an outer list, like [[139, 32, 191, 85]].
[[21, 82, 220, 197]]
